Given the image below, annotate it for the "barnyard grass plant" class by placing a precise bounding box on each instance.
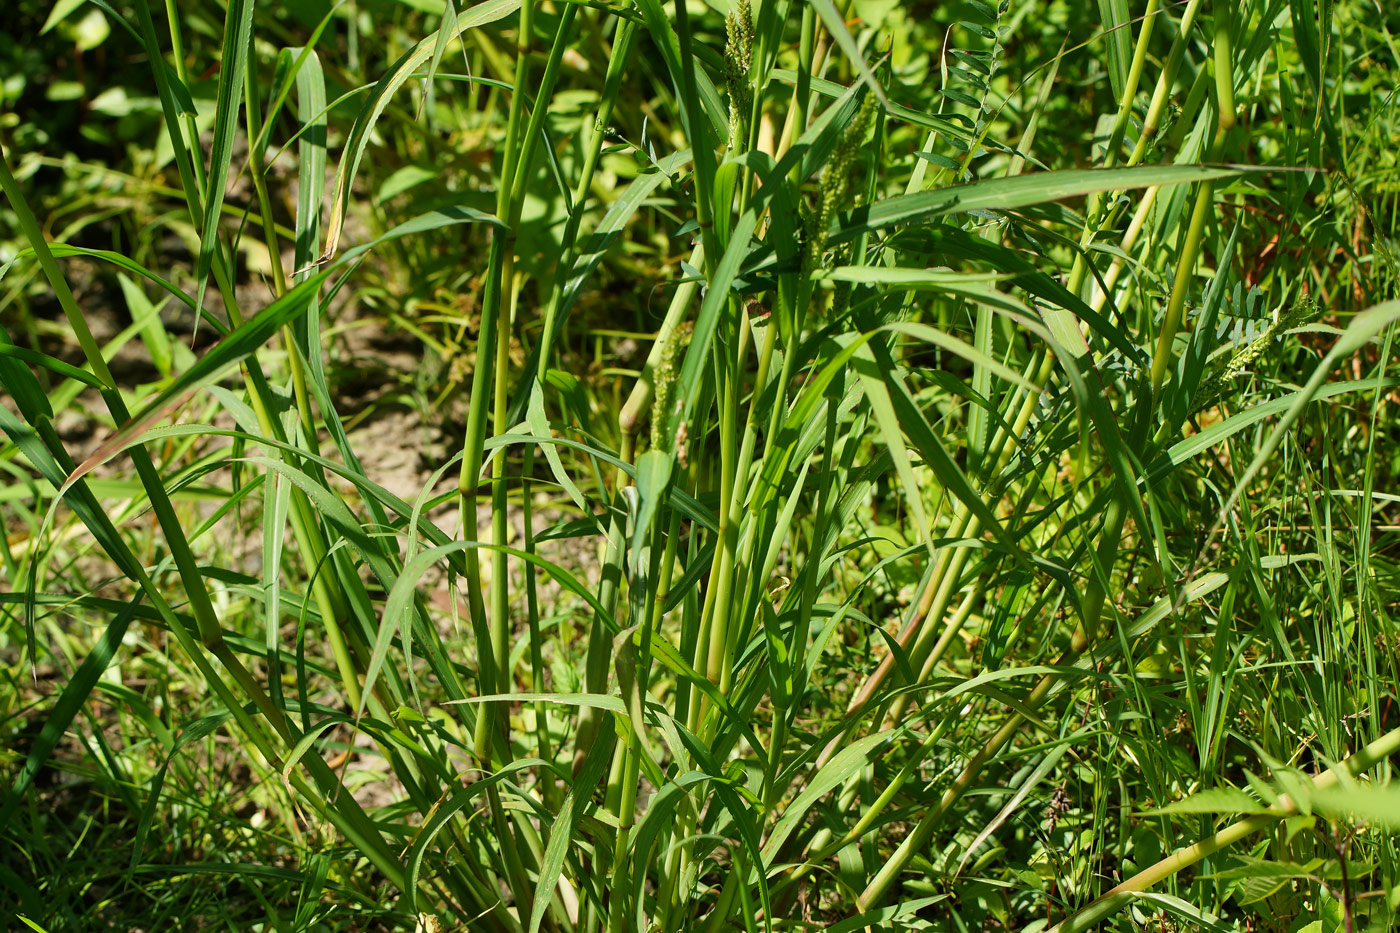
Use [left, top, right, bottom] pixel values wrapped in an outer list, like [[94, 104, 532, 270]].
[[2, 0, 1400, 930]]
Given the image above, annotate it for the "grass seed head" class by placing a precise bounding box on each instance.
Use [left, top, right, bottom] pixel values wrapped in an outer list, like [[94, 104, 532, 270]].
[[803, 93, 877, 277], [724, 0, 754, 149], [651, 320, 694, 451]]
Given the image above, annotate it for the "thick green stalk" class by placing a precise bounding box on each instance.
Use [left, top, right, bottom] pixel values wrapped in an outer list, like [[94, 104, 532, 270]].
[[520, 444, 553, 803], [463, 0, 535, 762], [1090, 0, 1160, 210], [523, 5, 636, 782], [699, 316, 748, 701], [1150, 0, 1235, 394], [507, 4, 579, 213], [606, 511, 672, 933], [685, 311, 752, 735], [1149, 173, 1217, 392], [454, 1, 543, 922], [486, 271, 537, 928], [709, 313, 780, 706], [791, 5, 816, 160], [771, 3, 819, 170], [1078, 0, 1206, 313], [489, 278, 517, 745], [1126, 0, 1207, 168], [1067, 0, 1165, 298], [513, 0, 594, 786]]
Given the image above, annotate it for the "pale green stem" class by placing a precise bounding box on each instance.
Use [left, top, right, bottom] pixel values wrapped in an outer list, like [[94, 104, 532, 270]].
[[1150, 0, 1235, 395], [1126, 0, 1207, 169], [1048, 723, 1400, 933], [700, 312, 750, 707], [1068, 0, 1166, 298]]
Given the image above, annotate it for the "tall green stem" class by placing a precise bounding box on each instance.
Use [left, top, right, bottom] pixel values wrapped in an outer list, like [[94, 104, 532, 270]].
[[1150, 0, 1235, 394]]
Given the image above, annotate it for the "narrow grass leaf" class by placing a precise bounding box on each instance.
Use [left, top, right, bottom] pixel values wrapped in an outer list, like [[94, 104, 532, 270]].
[[0, 594, 146, 826], [193, 0, 256, 316], [760, 731, 890, 868], [403, 758, 545, 913], [805, 0, 888, 105], [530, 726, 617, 933], [830, 164, 1254, 243], [322, 0, 521, 258]]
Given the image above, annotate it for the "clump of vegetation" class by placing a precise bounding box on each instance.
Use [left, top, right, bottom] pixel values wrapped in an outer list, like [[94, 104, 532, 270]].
[[2, 0, 1399, 931]]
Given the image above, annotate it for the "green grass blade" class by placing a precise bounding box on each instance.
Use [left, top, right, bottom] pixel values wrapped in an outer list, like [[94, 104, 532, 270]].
[[829, 164, 1255, 243], [192, 0, 255, 318]]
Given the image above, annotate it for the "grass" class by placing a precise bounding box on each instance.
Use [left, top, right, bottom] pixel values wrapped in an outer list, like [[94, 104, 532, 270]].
[[2, 0, 1400, 930]]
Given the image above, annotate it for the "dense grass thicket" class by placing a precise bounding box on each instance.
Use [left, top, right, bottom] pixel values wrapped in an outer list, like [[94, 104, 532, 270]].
[[3, 0, 1400, 929]]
